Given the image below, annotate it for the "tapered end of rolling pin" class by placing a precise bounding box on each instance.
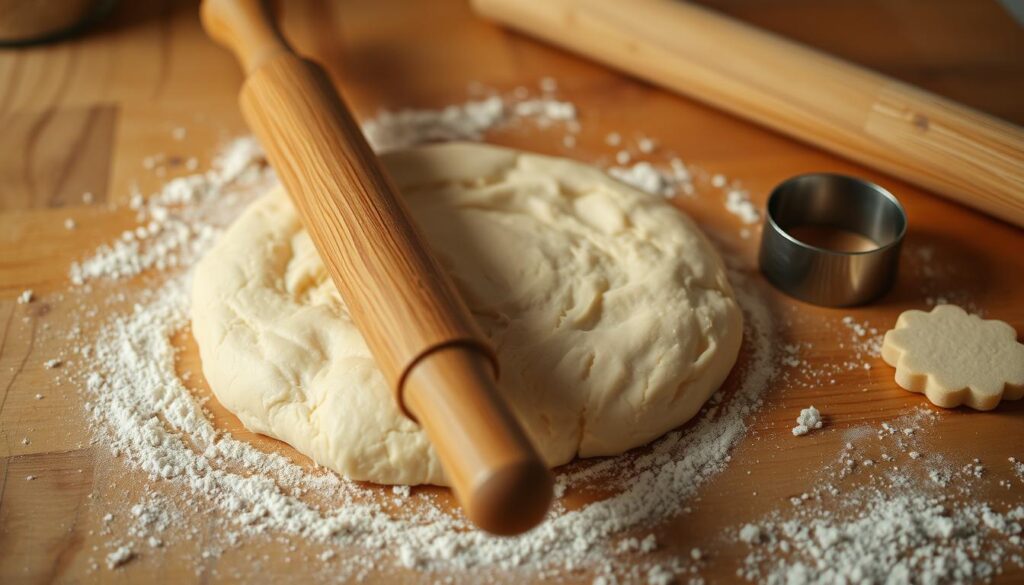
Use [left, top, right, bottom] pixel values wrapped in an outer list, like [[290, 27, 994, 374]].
[[470, 454, 554, 536], [201, 0, 287, 74], [404, 346, 553, 535]]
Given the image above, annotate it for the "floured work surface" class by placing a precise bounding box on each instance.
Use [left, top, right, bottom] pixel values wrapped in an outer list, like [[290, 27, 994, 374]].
[[2, 1, 1024, 583]]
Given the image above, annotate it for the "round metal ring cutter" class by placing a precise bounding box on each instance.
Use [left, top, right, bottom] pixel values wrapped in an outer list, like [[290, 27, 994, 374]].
[[759, 174, 907, 307]]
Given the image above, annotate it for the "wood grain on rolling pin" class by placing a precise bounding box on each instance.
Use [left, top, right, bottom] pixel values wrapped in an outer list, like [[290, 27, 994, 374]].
[[472, 0, 1024, 227], [202, 0, 550, 535]]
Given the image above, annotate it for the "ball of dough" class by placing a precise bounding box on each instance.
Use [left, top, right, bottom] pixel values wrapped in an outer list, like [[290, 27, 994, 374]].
[[191, 143, 743, 485]]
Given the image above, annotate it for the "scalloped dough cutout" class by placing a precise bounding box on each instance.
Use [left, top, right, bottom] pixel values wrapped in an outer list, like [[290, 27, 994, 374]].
[[881, 305, 1024, 410]]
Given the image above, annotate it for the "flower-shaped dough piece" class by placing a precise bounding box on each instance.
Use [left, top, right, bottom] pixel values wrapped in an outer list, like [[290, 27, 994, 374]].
[[882, 305, 1024, 410]]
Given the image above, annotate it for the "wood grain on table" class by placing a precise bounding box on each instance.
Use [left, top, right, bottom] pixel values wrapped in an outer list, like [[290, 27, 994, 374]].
[[1, 1, 1022, 583]]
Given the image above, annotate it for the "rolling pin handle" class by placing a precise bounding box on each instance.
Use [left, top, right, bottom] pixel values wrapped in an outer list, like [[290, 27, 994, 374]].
[[201, 0, 288, 74], [404, 345, 552, 535]]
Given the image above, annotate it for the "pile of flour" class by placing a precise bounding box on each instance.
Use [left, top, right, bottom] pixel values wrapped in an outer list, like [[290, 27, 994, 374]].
[[63, 84, 780, 582], [739, 491, 1024, 584], [735, 408, 1024, 584], [362, 85, 576, 152]]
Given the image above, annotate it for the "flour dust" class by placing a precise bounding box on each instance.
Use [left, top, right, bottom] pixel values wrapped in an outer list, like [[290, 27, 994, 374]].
[[54, 79, 1023, 584]]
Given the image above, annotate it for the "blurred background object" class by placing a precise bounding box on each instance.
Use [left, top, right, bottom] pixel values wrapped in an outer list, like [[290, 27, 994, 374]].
[[0, 0, 115, 46], [998, 0, 1024, 26]]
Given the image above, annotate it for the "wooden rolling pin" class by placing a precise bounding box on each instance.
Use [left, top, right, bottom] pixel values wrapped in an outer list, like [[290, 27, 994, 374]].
[[200, 0, 552, 535], [472, 0, 1024, 228]]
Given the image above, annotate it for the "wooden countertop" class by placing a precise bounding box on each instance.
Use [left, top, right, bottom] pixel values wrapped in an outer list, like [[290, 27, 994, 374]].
[[1, 1, 1022, 583]]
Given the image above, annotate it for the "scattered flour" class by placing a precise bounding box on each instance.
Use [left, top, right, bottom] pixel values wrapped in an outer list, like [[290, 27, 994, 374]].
[[511, 97, 576, 125], [781, 312, 887, 390], [735, 405, 1024, 584], [607, 162, 673, 197], [69, 137, 266, 284], [840, 315, 883, 364], [362, 91, 576, 152], [105, 545, 134, 569], [58, 80, 1020, 582], [739, 523, 762, 544], [71, 258, 776, 578], [646, 565, 674, 585], [724, 187, 760, 225], [738, 492, 1024, 584], [792, 406, 824, 436], [64, 94, 781, 581], [637, 136, 657, 154], [358, 85, 760, 229], [607, 157, 695, 199]]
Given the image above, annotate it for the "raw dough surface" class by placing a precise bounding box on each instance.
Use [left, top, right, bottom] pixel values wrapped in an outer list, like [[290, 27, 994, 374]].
[[881, 304, 1024, 410], [191, 143, 743, 485]]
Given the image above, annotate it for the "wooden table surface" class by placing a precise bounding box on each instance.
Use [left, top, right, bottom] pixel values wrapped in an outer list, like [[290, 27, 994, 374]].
[[1, 1, 1023, 583]]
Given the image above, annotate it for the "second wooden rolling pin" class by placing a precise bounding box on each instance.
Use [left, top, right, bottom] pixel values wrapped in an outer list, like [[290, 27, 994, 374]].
[[201, 0, 552, 535], [473, 0, 1024, 228]]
